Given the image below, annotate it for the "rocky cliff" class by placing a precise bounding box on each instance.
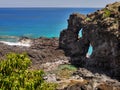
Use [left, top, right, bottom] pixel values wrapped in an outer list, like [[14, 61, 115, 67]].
[[59, 2, 120, 80]]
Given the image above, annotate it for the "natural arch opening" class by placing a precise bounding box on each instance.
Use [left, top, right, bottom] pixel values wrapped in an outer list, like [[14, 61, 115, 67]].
[[79, 28, 83, 38], [86, 44, 93, 58], [78, 28, 93, 58]]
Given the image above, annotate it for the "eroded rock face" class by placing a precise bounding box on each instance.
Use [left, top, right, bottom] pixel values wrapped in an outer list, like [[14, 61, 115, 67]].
[[59, 2, 120, 79], [59, 14, 89, 66]]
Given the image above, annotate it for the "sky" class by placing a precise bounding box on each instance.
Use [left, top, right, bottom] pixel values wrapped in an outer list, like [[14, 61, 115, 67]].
[[0, 0, 118, 8]]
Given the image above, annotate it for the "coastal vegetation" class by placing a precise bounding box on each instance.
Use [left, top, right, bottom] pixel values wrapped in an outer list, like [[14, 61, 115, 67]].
[[56, 64, 77, 79], [85, 17, 91, 22], [0, 53, 57, 90], [103, 9, 111, 18]]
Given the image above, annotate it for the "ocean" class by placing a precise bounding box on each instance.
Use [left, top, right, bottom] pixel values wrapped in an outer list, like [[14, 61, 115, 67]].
[[0, 8, 101, 55]]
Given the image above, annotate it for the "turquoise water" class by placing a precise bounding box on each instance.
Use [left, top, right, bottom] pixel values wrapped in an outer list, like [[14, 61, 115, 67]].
[[0, 8, 100, 55]]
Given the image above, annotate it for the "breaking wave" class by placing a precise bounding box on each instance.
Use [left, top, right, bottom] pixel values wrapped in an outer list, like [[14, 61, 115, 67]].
[[0, 35, 31, 47]]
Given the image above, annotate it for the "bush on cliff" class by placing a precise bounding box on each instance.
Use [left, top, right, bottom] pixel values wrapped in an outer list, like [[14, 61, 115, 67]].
[[0, 53, 57, 90], [103, 9, 111, 18]]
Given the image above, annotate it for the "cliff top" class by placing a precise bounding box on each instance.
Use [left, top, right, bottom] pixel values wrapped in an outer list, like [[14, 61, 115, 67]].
[[85, 1, 120, 39]]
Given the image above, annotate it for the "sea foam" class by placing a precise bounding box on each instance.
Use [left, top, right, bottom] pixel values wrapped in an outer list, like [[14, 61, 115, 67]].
[[0, 41, 31, 47]]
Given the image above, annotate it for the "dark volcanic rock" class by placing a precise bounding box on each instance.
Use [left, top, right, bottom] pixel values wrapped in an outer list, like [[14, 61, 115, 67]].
[[31, 37, 59, 49], [0, 37, 68, 69], [59, 2, 120, 80], [59, 14, 88, 66]]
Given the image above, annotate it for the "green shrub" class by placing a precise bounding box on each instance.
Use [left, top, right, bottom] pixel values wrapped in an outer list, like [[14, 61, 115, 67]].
[[39, 82, 57, 90], [58, 64, 77, 71], [85, 17, 91, 21], [103, 9, 111, 18], [0, 53, 56, 90], [56, 64, 77, 79]]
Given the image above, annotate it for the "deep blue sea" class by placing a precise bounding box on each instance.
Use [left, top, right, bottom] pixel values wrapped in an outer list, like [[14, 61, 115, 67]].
[[0, 8, 101, 55]]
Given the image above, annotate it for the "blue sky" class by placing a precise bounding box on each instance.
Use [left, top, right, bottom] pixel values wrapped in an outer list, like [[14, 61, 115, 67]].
[[0, 0, 118, 7]]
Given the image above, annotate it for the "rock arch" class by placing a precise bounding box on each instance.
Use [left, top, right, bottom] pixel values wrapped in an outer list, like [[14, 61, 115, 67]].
[[59, 2, 120, 80], [59, 13, 90, 66]]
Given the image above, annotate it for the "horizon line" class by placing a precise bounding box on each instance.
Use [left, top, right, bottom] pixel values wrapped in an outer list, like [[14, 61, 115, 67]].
[[0, 7, 103, 8]]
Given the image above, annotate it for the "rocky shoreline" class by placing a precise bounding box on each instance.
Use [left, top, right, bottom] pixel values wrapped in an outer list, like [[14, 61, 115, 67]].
[[0, 1, 120, 90], [0, 37, 68, 69], [0, 36, 120, 90]]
